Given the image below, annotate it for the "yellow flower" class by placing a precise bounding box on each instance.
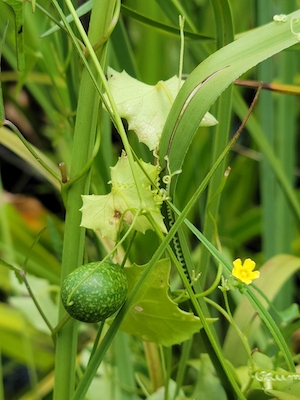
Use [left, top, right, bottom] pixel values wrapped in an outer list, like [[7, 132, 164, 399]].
[[232, 258, 260, 285]]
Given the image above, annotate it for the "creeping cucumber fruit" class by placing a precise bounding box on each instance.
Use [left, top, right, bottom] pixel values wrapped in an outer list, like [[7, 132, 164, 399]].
[[61, 261, 128, 323]]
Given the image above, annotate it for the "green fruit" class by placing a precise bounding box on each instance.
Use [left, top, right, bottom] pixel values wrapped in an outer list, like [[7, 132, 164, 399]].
[[61, 261, 128, 323]]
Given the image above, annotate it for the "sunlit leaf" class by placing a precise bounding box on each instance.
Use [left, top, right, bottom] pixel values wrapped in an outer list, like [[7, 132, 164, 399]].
[[105, 67, 217, 150], [80, 151, 166, 241]]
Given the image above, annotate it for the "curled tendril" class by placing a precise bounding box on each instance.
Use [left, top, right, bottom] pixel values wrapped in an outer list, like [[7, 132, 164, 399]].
[[290, 17, 300, 41], [163, 155, 182, 195], [191, 270, 201, 283], [152, 156, 182, 204], [153, 188, 169, 204], [254, 370, 300, 390]]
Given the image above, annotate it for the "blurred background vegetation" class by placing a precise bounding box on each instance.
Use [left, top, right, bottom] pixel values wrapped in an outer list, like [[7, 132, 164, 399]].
[[0, 0, 300, 398]]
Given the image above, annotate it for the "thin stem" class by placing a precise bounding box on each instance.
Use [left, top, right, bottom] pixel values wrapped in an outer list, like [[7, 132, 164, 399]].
[[222, 291, 253, 364], [198, 265, 222, 297], [52, 1, 117, 399], [182, 216, 296, 372], [88, 320, 106, 363], [52, 314, 71, 338], [70, 97, 263, 398], [120, 231, 137, 268], [64, 0, 145, 204], [178, 15, 185, 91], [19, 270, 54, 333], [3, 120, 60, 181], [145, 213, 247, 398], [174, 339, 192, 399]]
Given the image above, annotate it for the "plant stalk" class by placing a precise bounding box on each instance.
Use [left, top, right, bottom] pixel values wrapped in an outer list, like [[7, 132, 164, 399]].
[[52, 1, 116, 399]]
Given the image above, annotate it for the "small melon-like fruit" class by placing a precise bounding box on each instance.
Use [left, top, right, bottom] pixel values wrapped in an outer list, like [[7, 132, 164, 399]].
[[61, 261, 128, 323]]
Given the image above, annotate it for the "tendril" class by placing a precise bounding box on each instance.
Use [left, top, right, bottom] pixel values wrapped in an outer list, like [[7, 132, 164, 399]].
[[163, 156, 191, 282], [254, 370, 300, 390]]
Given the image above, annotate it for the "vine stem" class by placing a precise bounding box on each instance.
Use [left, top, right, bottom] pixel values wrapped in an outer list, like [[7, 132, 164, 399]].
[[146, 214, 247, 399], [52, 1, 116, 399], [64, 0, 145, 206], [69, 85, 263, 400]]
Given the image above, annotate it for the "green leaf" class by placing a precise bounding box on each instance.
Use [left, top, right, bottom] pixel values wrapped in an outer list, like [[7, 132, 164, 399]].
[[10, 273, 58, 334], [159, 9, 300, 192], [278, 304, 300, 324], [41, 1, 214, 42], [146, 379, 185, 399], [252, 352, 274, 370], [41, 0, 93, 37], [2, 0, 25, 70], [0, 22, 9, 125], [80, 151, 166, 241], [266, 387, 300, 400], [120, 259, 203, 346], [121, 4, 214, 41], [191, 354, 228, 400], [105, 67, 217, 151], [0, 302, 54, 370]]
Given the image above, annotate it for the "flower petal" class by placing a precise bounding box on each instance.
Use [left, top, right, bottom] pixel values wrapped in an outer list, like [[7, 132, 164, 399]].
[[231, 258, 260, 285], [244, 258, 256, 272], [233, 258, 242, 270]]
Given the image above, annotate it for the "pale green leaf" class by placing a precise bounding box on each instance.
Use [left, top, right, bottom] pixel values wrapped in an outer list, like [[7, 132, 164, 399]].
[[266, 387, 300, 400], [191, 354, 227, 400], [277, 304, 300, 323], [80, 151, 166, 241], [0, 302, 54, 370], [105, 67, 217, 150], [120, 259, 203, 346], [252, 352, 274, 370], [10, 273, 58, 334], [146, 379, 185, 400]]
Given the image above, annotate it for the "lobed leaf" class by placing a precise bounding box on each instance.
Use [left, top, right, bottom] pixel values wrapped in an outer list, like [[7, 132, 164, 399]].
[[105, 67, 217, 151], [120, 259, 204, 346], [80, 151, 166, 240]]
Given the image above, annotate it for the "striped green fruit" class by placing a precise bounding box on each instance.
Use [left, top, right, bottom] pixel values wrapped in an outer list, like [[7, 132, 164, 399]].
[[61, 261, 128, 323]]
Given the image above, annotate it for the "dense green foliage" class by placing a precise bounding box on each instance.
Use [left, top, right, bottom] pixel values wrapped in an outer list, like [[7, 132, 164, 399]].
[[0, 0, 300, 399]]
